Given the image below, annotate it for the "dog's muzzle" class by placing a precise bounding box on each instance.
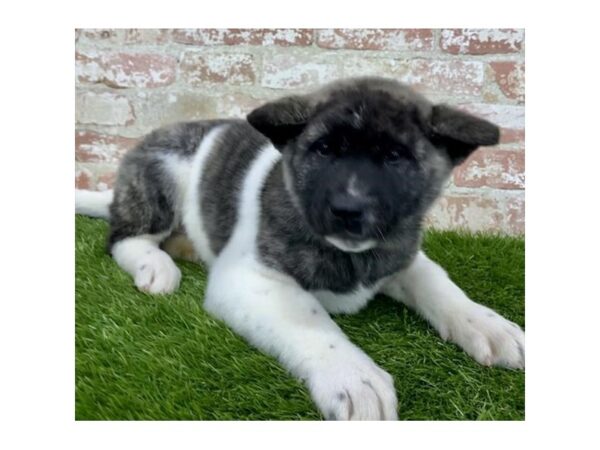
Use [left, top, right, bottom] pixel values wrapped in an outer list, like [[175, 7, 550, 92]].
[[327, 193, 377, 239]]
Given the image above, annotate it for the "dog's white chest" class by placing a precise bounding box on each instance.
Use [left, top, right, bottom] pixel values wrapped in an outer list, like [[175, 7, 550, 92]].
[[312, 280, 386, 314]]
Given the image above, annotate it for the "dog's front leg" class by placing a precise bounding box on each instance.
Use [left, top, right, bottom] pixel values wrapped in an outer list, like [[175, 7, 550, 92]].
[[381, 251, 525, 369], [204, 260, 398, 420]]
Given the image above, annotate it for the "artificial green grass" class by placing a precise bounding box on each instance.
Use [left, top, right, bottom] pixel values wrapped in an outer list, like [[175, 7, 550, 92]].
[[75, 215, 525, 420]]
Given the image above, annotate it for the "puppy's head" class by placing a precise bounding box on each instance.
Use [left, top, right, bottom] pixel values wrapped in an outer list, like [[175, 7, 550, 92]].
[[247, 77, 499, 253]]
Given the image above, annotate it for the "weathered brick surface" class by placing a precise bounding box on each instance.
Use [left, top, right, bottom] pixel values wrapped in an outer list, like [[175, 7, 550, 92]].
[[75, 168, 93, 189], [77, 29, 118, 41], [180, 52, 256, 86], [75, 51, 102, 83], [97, 171, 117, 190], [173, 28, 313, 46], [76, 91, 134, 126], [75, 28, 525, 234], [343, 58, 485, 97], [75, 131, 139, 163], [490, 62, 525, 102], [426, 192, 524, 234], [400, 60, 485, 97], [76, 51, 177, 88], [317, 29, 434, 51], [75, 164, 120, 191], [102, 52, 176, 88], [212, 92, 268, 118], [505, 194, 525, 234], [129, 90, 216, 130], [458, 103, 525, 145], [454, 149, 525, 190], [120, 29, 171, 44], [76, 29, 171, 44], [440, 29, 524, 55], [262, 53, 341, 89]]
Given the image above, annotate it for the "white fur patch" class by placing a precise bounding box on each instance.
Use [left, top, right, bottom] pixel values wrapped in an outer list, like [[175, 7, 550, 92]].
[[202, 145, 397, 420], [111, 233, 181, 294], [219, 143, 281, 258], [325, 236, 377, 253], [313, 280, 387, 314], [181, 126, 227, 266], [75, 189, 113, 219], [205, 259, 398, 420], [381, 251, 525, 369], [160, 154, 192, 224]]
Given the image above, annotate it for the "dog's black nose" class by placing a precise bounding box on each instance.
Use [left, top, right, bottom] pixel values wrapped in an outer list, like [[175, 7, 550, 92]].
[[329, 195, 367, 235]]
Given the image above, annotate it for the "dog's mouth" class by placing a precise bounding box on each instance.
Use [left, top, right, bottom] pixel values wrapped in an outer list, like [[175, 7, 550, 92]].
[[312, 206, 383, 253], [324, 235, 377, 253]]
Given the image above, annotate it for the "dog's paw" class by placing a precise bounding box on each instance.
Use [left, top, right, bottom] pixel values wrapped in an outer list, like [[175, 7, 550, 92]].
[[134, 250, 181, 294], [439, 302, 525, 369], [306, 347, 398, 420]]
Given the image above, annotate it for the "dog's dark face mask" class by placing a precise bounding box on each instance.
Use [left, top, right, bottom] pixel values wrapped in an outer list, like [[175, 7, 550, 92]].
[[248, 78, 499, 252]]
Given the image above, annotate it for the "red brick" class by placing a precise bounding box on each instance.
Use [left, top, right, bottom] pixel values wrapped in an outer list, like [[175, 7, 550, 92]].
[[76, 91, 135, 126], [440, 29, 524, 55], [77, 29, 118, 41], [213, 92, 267, 118], [490, 62, 525, 102], [180, 52, 256, 86], [341, 56, 397, 79], [400, 60, 485, 97], [76, 131, 139, 163], [499, 129, 525, 144], [75, 51, 103, 83], [76, 29, 171, 44], [129, 90, 216, 129], [317, 29, 433, 51], [425, 192, 524, 234], [97, 171, 117, 190], [262, 53, 341, 89], [413, 60, 485, 96], [457, 103, 525, 145], [121, 29, 171, 44], [172, 29, 225, 45], [75, 168, 93, 189], [505, 194, 525, 235], [454, 149, 525, 190], [103, 53, 177, 88], [459, 103, 525, 129], [229, 29, 313, 46], [172, 28, 313, 46], [344, 58, 485, 97], [502, 192, 525, 235], [426, 194, 502, 231], [76, 51, 177, 88]]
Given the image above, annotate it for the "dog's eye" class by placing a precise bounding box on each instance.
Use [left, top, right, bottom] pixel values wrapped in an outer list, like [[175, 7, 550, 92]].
[[312, 141, 332, 157], [384, 150, 404, 165]]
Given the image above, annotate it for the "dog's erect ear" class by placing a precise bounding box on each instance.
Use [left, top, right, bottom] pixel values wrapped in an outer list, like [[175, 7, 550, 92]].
[[428, 105, 500, 165], [247, 95, 314, 149]]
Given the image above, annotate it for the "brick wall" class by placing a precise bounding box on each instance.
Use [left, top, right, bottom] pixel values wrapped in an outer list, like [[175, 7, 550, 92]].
[[75, 28, 525, 235]]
